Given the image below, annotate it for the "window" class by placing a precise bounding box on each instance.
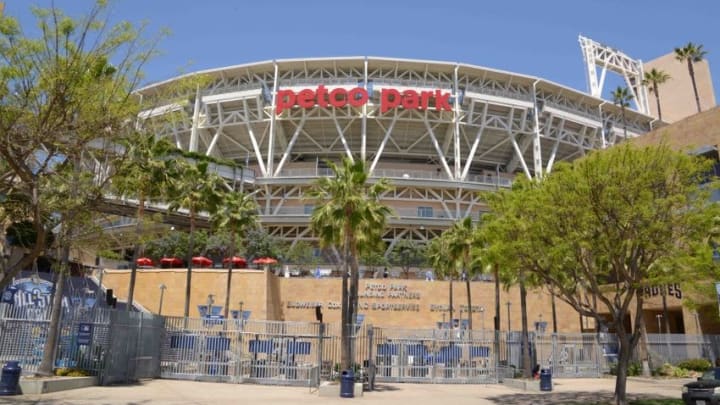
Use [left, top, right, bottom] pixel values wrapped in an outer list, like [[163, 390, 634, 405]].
[[417, 207, 433, 218]]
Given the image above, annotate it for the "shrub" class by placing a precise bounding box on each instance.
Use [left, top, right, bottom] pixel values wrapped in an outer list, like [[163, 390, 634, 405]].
[[676, 358, 712, 372], [656, 363, 692, 377], [67, 370, 90, 377], [55, 368, 71, 376]]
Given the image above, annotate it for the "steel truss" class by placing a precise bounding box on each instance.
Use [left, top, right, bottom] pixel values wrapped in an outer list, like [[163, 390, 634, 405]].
[[139, 57, 656, 258]]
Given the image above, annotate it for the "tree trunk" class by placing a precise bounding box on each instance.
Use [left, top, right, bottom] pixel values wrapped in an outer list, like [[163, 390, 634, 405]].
[[494, 264, 500, 331], [637, 295, 652, 376], [465, 276, 472, 331], [340, 235, 351, 371], [127, 192, 145, 310], [551, 291, 558, 333], [448, 278, 454, 329], [184, 209, 196, 318], [621, 107, 628, 141], [349, 241, 360, 368], [614, 327, 632, 405], [37, 244, 70, 376], [653, 83, 663, 121], [688, 60, 702, 113], [520, 278, 531, 378], [223, 231, 236, 319]]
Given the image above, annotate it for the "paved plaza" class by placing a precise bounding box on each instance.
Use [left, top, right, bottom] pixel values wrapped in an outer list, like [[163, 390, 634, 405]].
[[0, 377, 690, 405]]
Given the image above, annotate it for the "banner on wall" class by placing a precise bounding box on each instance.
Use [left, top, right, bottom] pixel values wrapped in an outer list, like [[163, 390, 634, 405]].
[[1, 277, 54, 307]]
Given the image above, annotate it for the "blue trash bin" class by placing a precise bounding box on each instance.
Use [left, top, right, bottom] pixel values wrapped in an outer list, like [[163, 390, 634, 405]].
[[0, 361, 21, 396], [540, 368, 552, 391], [340, 369, 354, 398], [714, 367, 720, 380]]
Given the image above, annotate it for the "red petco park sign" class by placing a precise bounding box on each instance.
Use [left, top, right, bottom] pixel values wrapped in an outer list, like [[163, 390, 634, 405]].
[[275, 85, 452, 114]]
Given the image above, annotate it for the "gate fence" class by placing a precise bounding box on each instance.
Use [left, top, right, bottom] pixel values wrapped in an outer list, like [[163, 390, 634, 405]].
[[4, 302, 720, 387], [0, 302, 163, 384]]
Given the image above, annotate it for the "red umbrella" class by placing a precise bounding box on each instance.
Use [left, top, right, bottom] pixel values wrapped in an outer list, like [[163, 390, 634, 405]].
[[252, 257, 278, 265], [191, 256, 213, 267], [222, 256, 247, 267], [136, 257, 154, 267], [160, 257, 183, 267]]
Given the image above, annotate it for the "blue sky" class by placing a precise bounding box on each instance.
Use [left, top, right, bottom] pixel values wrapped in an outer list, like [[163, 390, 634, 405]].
[[8, 1, 720, 103]]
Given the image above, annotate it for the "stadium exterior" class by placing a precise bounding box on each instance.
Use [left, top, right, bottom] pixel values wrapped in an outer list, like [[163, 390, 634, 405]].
[[138, 57, 657, 255]]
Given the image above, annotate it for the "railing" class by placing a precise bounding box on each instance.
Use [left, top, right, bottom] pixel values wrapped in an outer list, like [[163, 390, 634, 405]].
[[270, 167, 512, 188]]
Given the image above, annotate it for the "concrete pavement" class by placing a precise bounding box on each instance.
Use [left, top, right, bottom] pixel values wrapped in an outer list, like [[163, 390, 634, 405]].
[[0, 377, 691, 405]]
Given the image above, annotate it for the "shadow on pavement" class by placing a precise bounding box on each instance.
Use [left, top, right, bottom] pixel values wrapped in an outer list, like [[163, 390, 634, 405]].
[[369, 384, 402, 392], [486, 391, 678, 404]]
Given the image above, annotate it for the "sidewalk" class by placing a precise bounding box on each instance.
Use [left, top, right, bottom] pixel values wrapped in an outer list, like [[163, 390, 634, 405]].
[[0, 377, 690, 405]]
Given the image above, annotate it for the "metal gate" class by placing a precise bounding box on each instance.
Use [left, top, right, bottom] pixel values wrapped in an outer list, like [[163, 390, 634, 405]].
[[102, 311, 164, 384], [160, 316, 322, 386], [534, 333, 604, 377]]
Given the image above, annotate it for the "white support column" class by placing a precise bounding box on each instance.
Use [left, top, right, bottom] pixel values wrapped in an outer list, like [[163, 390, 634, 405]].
[[189, 85, 202, 153], [361, 57, 368, 162], [532, 80, 543, 180], [509, 132, 533, 180], [274, 115, 307, 177], [243, 99, 267, 176], [332, 115, 354, 162], [460, 104, 488, 180], [545, 118, 565, 174], [453, 64, 461, 179], [267, 61, 279, 177], [369, 115, 398, 175], [423, 120, 454, 180]]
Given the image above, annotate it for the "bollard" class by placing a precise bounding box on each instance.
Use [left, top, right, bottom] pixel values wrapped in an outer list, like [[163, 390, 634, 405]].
[[0, 361, 21, 396], [539, 368, 552, 392], [340, 369, 354, 398]]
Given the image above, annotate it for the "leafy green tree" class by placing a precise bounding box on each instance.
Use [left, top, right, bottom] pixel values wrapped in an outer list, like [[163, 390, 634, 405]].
[[244, 228, 284, 262], [360, 246, 389, 278], [611, 86, 634, 142], [675, 42, 708, 113], [483, 143, 719, 405], [166, 159, 226, 317], [642, 68, 671, 121], [212, 190, 258, 318], [389, 239, 425, 279], [286, 241, 318, 276], [112, 132, 176, 309], [0, 2, 159, 291], [308, 157, 392, 371]]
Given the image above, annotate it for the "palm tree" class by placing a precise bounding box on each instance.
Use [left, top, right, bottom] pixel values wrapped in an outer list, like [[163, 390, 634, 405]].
[[112, 132, 175, 309], [212, 190, 258, 319], [675, 42, 708, 113], [611, 86, 634, 142], [308, 157, 392, 371], [642, 68, 671, 121], [167, 159, 226, 318], [446, 217, 477, 331], [427, 234, 457, 326]]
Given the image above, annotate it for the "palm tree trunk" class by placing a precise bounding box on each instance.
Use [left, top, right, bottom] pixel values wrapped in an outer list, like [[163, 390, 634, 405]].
[[494, 264, 500, 331], [127, 192, 145, 310], [662, 290, 670, 333], [551, 291, 558, 333], [340, 235, 351, 371], [448, 278, 454, 330], [465, 276, 472, 331], [637, 294, 651, 376], [653, 83, 663, 121], [621, 107, 628, 141], [184, 209, 196, 318], [688, 60, 702, 113], [223, 231, 236, 319], [520, 278, 531, 378]]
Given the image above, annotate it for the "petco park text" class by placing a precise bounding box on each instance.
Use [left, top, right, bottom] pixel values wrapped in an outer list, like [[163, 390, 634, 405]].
[[275, 85, 453, 114]]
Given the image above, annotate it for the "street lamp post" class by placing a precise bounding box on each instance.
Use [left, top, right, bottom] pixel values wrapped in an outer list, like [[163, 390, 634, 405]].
[[506, 301, 512, 332], [656, 314, 663, 334], [158, 284, 166, 315], [239, 301, 244, 319]]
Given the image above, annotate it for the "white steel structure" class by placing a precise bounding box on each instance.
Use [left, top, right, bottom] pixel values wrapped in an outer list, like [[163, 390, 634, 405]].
[[139, 57, 655, 255], [579, 35, 651, 114]]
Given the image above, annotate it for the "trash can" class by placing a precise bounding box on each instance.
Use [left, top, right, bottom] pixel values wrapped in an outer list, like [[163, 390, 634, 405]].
[[0, 361, 21, 396], [539, 368, 552, 392], [340, 369, 354, 398], [714, 367, 720, 380]]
